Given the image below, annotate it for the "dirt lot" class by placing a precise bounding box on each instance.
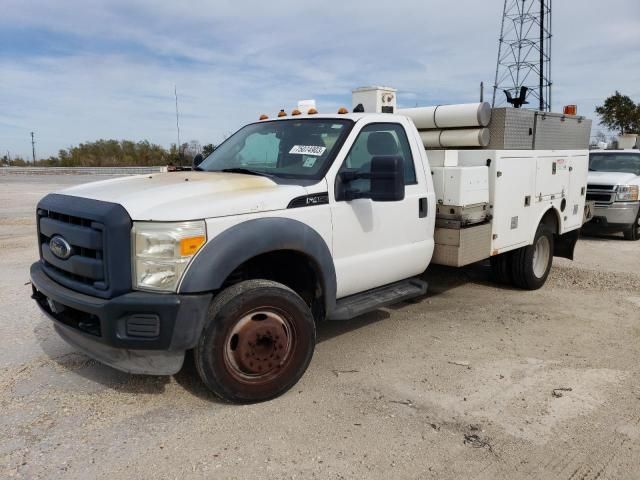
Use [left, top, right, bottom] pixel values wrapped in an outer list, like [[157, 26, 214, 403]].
[[1, 174, 640, 480]]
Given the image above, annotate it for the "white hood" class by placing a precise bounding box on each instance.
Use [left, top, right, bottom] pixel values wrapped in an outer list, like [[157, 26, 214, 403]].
[[588, 171, 640, 186], [59, 172, 310, 221]]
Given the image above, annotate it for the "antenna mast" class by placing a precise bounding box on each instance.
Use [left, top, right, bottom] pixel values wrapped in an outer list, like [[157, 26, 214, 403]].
[[492, 0, 552, 111], [174, 85, 182, 162]]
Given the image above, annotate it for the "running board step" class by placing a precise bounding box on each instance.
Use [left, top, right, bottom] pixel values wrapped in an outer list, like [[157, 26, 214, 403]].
[[328, 278, 428, 321]]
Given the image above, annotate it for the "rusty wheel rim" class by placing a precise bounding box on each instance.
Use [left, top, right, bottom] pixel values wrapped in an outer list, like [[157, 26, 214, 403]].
[[223, 308, 294, 383]]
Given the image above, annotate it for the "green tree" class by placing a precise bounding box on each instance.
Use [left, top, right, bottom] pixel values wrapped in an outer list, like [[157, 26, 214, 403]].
[[595, 91, 640, 134], [202, 143, 216, 157]]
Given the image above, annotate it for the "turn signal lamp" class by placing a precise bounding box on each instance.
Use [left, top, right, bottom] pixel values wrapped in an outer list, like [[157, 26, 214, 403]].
[[277, 109, 287, 117], [291, 108, 301, 116], [307, 108, 318, 115], [259, 114, 269, 120], [337, 107, 348, 114], [179, 235, 206, 256]]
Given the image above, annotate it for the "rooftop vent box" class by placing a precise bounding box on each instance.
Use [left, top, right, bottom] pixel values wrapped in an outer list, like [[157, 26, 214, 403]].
[[352, 86, 397, 114]]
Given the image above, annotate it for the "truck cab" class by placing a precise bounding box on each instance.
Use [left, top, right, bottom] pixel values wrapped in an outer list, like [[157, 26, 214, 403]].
[[30, 91, 590, 403], [585, 150, 640, 240]]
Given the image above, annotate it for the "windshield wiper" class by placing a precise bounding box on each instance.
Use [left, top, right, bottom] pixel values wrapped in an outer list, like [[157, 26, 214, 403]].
[[219, 168, 275, 178]]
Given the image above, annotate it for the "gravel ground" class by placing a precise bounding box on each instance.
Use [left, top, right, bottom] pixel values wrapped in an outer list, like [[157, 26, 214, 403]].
[[1, 174, 639, 480]]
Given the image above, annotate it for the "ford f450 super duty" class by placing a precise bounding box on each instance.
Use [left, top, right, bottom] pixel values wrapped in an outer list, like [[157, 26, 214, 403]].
[[30, 87, 590, 402]]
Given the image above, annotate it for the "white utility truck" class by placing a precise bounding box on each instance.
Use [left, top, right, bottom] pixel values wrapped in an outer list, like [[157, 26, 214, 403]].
[[30, 87, 591, 402]]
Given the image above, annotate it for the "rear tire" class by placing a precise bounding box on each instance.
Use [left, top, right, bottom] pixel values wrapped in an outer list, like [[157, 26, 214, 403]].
[[510, 224, 554, 290], [490, 251, 513, 284], [195, 279, 316, 403], [623, 212, 640, 241]]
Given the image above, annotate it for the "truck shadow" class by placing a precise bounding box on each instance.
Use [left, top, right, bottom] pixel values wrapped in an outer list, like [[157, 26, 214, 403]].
[[419, 262, 520, 297], [34, 321, 173, 395], [580, 232, 626, 241]]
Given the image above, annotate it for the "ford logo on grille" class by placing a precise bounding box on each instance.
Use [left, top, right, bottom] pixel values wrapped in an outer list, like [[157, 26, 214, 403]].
[[49, 235, 72, 260]]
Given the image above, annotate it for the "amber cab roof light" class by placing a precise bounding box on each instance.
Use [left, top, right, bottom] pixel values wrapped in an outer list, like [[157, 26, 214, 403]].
[[259, 114, 269, 120], [277, 109, 287, 117]]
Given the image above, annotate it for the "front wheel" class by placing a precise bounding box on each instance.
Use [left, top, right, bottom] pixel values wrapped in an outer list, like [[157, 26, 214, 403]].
[[195, 280, 316, 403], [623, 211, 640, 241], [510, 224, 554, 290]]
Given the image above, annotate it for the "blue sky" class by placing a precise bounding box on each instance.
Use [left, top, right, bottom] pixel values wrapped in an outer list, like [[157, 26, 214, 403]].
[[1, 0, 639, 159]]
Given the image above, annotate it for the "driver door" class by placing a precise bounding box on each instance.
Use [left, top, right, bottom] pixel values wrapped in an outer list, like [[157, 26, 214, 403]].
[[330, 120, 433, 298]]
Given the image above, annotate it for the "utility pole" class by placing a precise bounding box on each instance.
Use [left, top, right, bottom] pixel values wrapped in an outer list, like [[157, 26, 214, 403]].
[[174, 85, 182, 165], [31, 132, 36, 163]]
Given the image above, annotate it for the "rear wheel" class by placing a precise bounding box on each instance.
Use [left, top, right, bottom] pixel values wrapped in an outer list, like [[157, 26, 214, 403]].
[[510, 224, 554, 290], [490, 251, 513, 284], [195, 280, 316, 403], [623, 211, 640, 241]]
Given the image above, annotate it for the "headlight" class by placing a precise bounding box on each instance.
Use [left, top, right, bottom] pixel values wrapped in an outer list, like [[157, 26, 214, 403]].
[[132, 221, 206, 292], [616, 185, 639, 202]]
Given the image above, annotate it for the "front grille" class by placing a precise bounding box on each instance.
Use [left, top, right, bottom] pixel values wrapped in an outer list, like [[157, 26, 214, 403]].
[[36, 194, 132, 299], [586, 193, 614, 203], [587, 184, 615, 191], [586, 184, 616, 206], [38, 209, 107, 290]]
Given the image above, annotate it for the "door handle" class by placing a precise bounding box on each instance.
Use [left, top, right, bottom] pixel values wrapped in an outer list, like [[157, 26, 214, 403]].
[[419, 197, 428, 218]]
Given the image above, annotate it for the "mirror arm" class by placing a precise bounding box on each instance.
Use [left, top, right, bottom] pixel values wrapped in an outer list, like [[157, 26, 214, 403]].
[[344, 189, 368, 201]]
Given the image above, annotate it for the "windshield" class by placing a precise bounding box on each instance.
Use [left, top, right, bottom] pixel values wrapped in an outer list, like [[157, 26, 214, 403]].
[[589, 152, 640, 176], [199, 119, 353, 179]]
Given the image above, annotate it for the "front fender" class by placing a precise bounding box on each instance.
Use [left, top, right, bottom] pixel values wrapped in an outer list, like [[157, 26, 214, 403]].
[[178, 217, 337, 312]]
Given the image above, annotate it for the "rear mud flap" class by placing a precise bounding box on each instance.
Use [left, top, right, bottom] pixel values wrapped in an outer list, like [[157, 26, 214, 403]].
[[554, 230, 580, 260]]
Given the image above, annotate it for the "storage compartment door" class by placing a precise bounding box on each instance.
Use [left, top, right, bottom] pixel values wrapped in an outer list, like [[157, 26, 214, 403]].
[[564, 153, 589, 231], [491, 157, 537, 251], [535, 156, 570, 200]]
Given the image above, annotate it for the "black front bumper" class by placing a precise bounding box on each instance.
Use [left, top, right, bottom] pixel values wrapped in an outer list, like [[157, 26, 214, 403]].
[[30, 261, 212, 375]]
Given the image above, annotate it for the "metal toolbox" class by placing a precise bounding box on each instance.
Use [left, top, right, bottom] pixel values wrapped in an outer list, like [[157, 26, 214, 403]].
[[432, 223, 492, 267], [533, 112, 592, 150], [487, 108, 535, 149], [487, 108, 592, 150]]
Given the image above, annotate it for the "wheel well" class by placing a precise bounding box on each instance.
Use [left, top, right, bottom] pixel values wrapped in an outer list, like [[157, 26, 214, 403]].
[[220, 250, 324, 319], [540, 208, 560, 234]]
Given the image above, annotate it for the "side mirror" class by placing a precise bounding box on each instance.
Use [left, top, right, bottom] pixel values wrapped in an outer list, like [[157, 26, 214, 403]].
[[337, 156, 405, 202], [369, 156, 405, 202], [193, 153, 204, 168]]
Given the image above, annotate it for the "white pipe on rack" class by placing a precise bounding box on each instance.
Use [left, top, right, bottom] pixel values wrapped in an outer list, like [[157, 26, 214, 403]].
[[419, 128, 490, 148], [398, 102, 492, 129]]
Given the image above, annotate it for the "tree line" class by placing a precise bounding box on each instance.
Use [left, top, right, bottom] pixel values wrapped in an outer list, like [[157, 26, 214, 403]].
[[1, 140, 215, 167]]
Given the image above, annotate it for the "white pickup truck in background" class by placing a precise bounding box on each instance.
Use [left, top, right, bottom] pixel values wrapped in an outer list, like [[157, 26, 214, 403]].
[[30, 86, 591, 402], [584, 150, 640, 240]]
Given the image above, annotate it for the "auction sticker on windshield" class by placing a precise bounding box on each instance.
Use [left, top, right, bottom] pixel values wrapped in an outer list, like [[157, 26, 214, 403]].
[[289, 145, 326, 156]]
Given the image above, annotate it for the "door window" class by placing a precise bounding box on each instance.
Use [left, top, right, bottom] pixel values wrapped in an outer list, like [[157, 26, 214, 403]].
[[339, 123, 417, 194]]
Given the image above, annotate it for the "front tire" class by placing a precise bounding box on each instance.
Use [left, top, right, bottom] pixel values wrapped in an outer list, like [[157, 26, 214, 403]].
[[195, 280, 316, 403], [510, 224, 554, 290], [623, 211, 640, 241]]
